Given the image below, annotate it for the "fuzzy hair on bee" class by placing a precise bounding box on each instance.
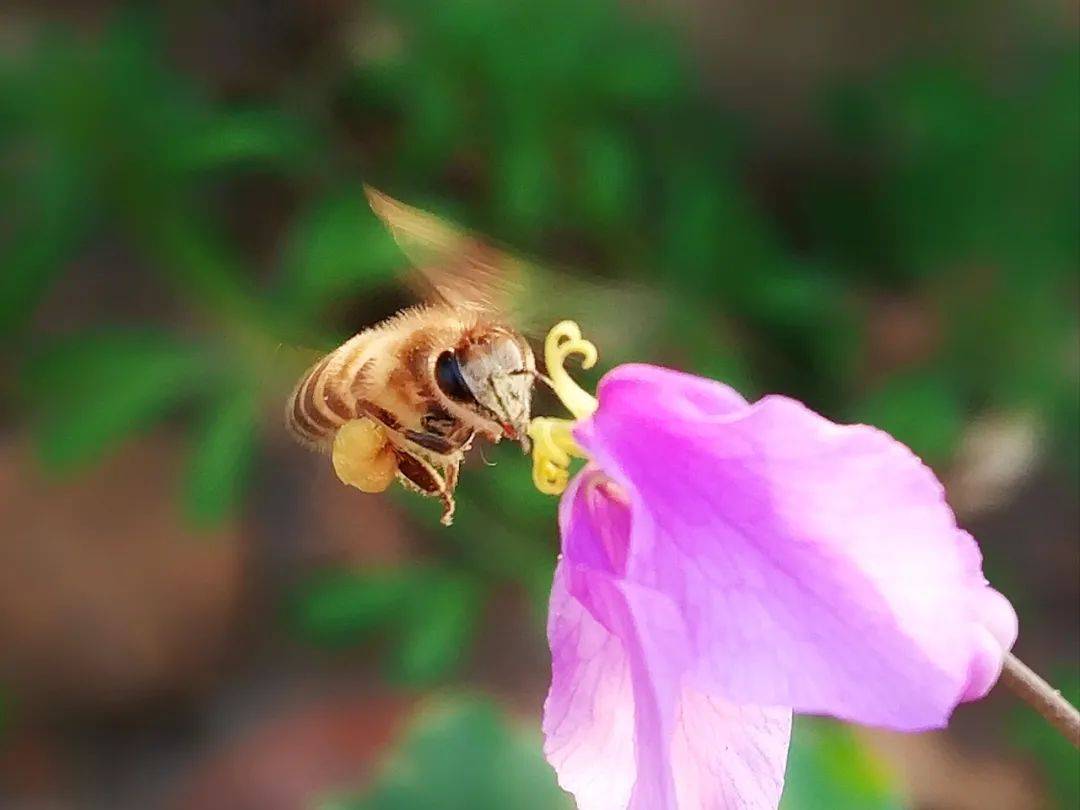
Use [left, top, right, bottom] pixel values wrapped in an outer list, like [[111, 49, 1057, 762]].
[[285, 189, 541, 525]]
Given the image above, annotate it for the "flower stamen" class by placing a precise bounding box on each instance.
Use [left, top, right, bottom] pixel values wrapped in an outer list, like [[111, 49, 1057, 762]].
[[528, 321, 600, 495], [544, 321, 599, 420], [529, 417, 587, 494]]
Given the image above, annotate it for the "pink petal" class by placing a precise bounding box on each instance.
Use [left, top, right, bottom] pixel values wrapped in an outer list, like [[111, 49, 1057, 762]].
[[544, 471, 791, 810], [574, 364, 1017, 731]]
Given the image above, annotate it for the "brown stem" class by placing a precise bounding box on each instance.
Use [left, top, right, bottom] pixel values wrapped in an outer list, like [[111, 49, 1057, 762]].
[[999, 653, 1080, 748]]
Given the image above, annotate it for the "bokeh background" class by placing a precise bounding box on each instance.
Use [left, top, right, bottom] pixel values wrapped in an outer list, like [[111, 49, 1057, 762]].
[[1, 1, 1077, 808]]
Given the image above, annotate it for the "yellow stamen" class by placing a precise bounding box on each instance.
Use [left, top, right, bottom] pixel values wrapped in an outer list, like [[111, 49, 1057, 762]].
[[544, 321, 599, 420], [527, 321, 600, 495], [528, 417, 588, 494]]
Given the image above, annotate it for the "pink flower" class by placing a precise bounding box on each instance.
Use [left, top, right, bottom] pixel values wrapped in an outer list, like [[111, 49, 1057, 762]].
[[529, 326, 1017, 810]]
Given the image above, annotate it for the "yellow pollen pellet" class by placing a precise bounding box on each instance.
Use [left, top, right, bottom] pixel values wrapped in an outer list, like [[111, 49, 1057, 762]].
[[332, 418, 398, 493]]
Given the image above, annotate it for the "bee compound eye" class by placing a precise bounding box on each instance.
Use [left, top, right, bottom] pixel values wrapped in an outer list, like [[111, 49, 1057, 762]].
[[435, 351, 474, 402]]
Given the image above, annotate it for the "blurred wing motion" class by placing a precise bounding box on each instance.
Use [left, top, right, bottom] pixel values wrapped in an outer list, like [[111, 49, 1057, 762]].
[[363, 185, 659, 354], [364, 185, 526, 320]]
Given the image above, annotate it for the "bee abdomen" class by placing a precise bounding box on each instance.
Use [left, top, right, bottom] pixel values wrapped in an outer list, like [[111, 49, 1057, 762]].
[[285, 352, 366, 450]]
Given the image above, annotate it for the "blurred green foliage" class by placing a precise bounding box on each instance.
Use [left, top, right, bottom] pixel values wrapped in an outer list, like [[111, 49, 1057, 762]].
[[292, 566, 485, 684], [5, 8, 1077, 500], [782, 719, 903, 810], [1011, 673, 1080, 809], [327, 696, 571, 810], [1, 1, 1077, 807], [328, 700, 907, 810]]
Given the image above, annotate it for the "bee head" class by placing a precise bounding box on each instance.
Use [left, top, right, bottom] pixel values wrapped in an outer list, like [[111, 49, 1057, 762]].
[[434, 331, 535, 452]]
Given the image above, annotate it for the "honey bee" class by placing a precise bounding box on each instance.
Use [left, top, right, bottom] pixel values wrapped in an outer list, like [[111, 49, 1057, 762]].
[[286, 187, 538, 525]]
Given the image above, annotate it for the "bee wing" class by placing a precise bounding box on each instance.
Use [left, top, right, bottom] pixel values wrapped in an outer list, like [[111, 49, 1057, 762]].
[[364, 185, 530, 323], [363, 186, 662, 353]]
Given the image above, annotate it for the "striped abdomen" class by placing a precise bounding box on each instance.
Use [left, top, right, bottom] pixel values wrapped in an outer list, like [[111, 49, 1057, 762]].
[[285, 332, 379, 451]]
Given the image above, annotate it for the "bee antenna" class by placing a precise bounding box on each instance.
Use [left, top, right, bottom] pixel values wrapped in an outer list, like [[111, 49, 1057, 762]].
[[509, 367, 553, 390], [478, 446, 497, 467]]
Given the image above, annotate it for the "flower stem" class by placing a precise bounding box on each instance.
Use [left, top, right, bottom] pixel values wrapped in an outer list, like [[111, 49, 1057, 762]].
[[1000, 653, 1080, 748]]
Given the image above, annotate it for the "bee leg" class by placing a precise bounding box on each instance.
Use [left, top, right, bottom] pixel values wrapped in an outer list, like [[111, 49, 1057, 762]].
[[439, 460, 461, 526], [444, 459, 460, 495], [394, 449, 456, 526], [404, 430, 457, 455]]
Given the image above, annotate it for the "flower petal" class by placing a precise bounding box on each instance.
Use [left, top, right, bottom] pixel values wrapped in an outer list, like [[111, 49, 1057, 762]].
[[543, 471, 791, 810], [575, 364, 1017, 731]]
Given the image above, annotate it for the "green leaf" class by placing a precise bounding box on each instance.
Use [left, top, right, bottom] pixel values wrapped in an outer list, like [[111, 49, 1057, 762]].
[[0, 156, 93, 335], [663, 300, 754, 396], [389, 573, 483, 685], [852, 370, 964, 466], [183, 386, 260, 528], [575, 125, 640, 229], [24, 331, 210, 471], [391, 465, 556, 620], [291, 568, 421, 647], [278, 188, 406, 312], [398, 69, 466, 170], [493, 128, 553, 237], [449, 472, 558, 621], [660, 157, 782, 302], [592, 22, 685, 107], [782, 718, 905, 810], [332, 695, 571, 810], [174, 109, 316, 173]]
